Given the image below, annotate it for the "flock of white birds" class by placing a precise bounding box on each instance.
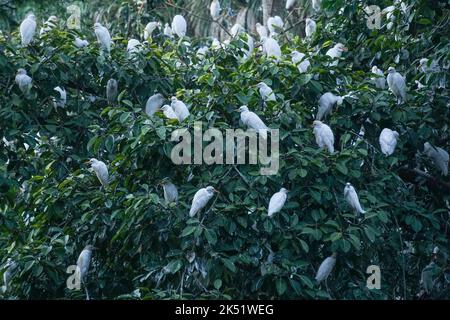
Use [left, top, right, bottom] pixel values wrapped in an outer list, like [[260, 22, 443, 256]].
[[6, 0, 449, 295]]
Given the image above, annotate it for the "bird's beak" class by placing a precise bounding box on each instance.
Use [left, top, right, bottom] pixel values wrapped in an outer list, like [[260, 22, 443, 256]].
[[342, 47, 348, 51], [84, 160, 90, 165], [213, 188, 220, 193]]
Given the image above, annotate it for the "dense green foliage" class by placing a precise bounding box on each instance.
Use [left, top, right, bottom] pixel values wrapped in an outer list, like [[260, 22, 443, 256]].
[[0, 0, 449, 299]]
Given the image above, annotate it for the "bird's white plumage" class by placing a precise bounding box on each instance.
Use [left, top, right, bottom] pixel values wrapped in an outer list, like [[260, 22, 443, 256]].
[[305, 18, 316, 38], [230, 23, 244, 37], [255, 23, 268, 39], [127, 39, 141, 56], [268, 188, 288, 217], [74, 37, 89, 48], [162, 180, 179, 204], [189, 186, 216, 217], [267, 16, 283, 36], [371, 66, 386, 89], [238, 106, 268, 139], [210, 0, 221, 20], [87, 158, 109, 187], [15, 69, 32, 93], [379, 128, 399, 156], [424, 142, 449, 176], [313, 120, 334, 153], [106, 79, 118, 105], [387, 67, 407, 104], [53, 86, 66, 108], [312, 0, 321, 11], [161, 105, 178, 120], [40, 15, 57, 36], [172, 15, 187, 38], [418, 58, 440, 74], [20, 14, 36, 46], [170, 97, 190, 122], [316, 92, 343, 120], [145, 93, 164, 116], [94, 23, 111, 53], [291, 51, 310, 73], [144, 22, 160, 40], [163, 23, 173, 37], [77, 246, 93, 282], [344, 183, 366, 214], [326, 43, 347, 68], [315, 253, 336, 283], [256, 82, 276, 102], [263, 37, 281, 61], [286, 0, 296, 10]]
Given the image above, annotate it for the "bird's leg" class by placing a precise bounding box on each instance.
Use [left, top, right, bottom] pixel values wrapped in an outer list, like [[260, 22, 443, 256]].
[[325, 279, 331, 297]]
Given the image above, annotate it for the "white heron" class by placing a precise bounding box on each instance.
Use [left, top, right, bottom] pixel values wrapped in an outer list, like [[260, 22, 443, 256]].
[[15, 68, 32, 93], [161, 105, 179, 120], [211, 37, 222, 50], [74, 37, 89, 48], [230, 23, 244, 37], [106, 79, 118, 106], [312, 0, 322, 11], [196, 46, 209, 60], [210, 0, 221, 20], [172, 15, 187, 38], [291, 51, 310, 73], [312, 120, 334, 153], [267, 16, 283, 36], [326, 43, 348, 68], [170, 97, 190, 122], [40, 15, 58, 36], [386, 67, 407, 104], [315, 253, 336, 283], [305, 18, 316, 38], [371, 66, 386, 89], [189, 186, 218, 217], [127, 39, 141, 57], [344, 182, 366, 215], [255, 23, 268, 39], [423, 142, 449, 176], [379, 128, 399, 156], [256, 82, 276, 102], [145, 93, 164, 116], [144, 22, 160, 40], [76, 245, 95, 299], [160, 178, 179, 204], [53, 86, 66, 108], [268, 188, 288, 217], [94, 22, 111, 53], [316, 92, 343, 120], [85, 158, 109, 188], [262, 37, 281, 61], [286, 0, 296, 10], [418, 58, 440, 74], [2, 259, 17, 293], [237, 105, 268, 139], [20, 13, 36, 46], [163, 23, 173, 38]]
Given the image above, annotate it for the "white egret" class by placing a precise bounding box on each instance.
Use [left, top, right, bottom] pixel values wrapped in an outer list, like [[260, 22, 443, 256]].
[[315, 253, 337, 283], [326, 43, 348, 68], [344, 182, 366, 215], [77, 245, 95, 299], [163, 23, 173, 38], [418, 58, 440, 74], [106, 79, 118, 106], [144, 22, 160, 40], [211, 37, 221, 50], [291, 51, 310, 73], [20, 13, 36, 46], [263, 37, 281, 61], [313, 120, 334, 153], [86, 158, 109, 188], [15, 68, 32, 94], [371, 66, 386, 89], [172, 15, 187, 38], [210, 0, 221, 20], [256, 82, 276, 102], [2, 259, 17, 292], [74, 37, 89, 48], [145, 93, 164, 116], [386, 67, 407, 104], [171, 97, 190, 122], [230, 23, 244, 37], [268, 188, 288, 217], [267, 16, 283, 36], [379, 128, 399, 156], [305, 18, 316, 38], [316, 92, 343, 120], [196, 46, 209, 60], [424, 142, 449, 176], [255, 23, 268, 39], [237, 105, 268, 139], [53, 86, 66, 108], [127, 39, 141, 57], [161, 105, 179, 120], [40, 15, 58, 36], [189, 186, 218, 217], [160, 178, 179, 204], [312, 0, 322, 11], [94, 22, 111, 53], [286, 0, 296, 10]]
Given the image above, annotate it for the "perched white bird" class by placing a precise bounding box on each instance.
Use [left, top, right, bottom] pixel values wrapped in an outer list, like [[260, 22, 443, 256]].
[[238, 105, 268, 139], [40, 15, 58, 36], [211, 37, 221, 50], [424, 142, 449, 176], [210, 0, 221, 20], [268, 188, 288, 217], [15, 68, 32, 93], [387, 67, 407, 104], [312, 0, 322, 11], [315, 253, 336, 283], [163, 23, 173, 38], [316, 92, 343, 120], [415, 80, 426, 89], [344, 183, 366, 215], [421, 262, 435, 294], [189, 186, 218, 217], [127, 39, 141, 57], [170, 97, 190, 122], [267, 16, 283, 36], [160, 105, 179, 120], [53, 86, 66, 108], [379, 128, 399, 156], [418, 58, 440, 74], [291, 51, 310, 73], [371, 66, 386, 89], [161, 179, 179, 204], [172, 15, 187, 38], [20, 14, 37, 46], [106, 79, 118, 106], [313, 120, 334, 153], [94, 23, 111, 53], [2, 259, 17, 292], [197, 46, 209, 60], [326, 43, 348, 68], [256, 82, 276, 102], [305, 18, 316, 38], [86, 158, 109, 188], [145, 93, 164, 116], [262, 37, 281, 61], [286, 0, 296, 10], [77, 245, 95, 284], [230, 23, 244, 37], [74, 37, 89, 48], [255, 23, 268, 39], [144, 21, 160, 40]]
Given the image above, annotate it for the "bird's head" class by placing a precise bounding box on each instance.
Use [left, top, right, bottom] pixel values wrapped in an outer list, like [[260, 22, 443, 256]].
[[280, 188, 289, 193], [418, 58, 428, 68], [255, 82, 266, 89], [170, 96, 177, 103], [423, 142, 432, 153], [27, 13, 36, 20], [17, 68, 27, 75], [336, 96, 344, 105], [392, 131, 400, 138], [48, 15, 58, 23], [371, 66, 379, 73], [312, 120, 323, 128], [160, 105, 171, 111], [345, 182, 352, 189], [237, 105, 249, 113], [84, 245, 97, 251], [93, 23, 103, 30], [85, 158, 98, 166], [331, 252, 337, 258], [206, 186, 219, 194], [388, 66, 396, 73], [305, 18, 313, 26], [334, 43, 348, 52], [256, 22, 262, 28]]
